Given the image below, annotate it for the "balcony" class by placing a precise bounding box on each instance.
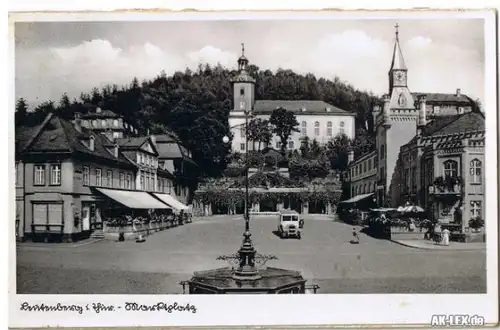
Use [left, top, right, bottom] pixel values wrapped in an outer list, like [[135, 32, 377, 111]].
[[429, 176, 462, 199]]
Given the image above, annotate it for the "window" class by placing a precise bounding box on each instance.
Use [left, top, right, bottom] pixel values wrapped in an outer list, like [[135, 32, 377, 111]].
[[101, 119, 107, 127], [83, 166, 90, 186], [351, 187, 355, 196], [113, 132, 121, 139], [276, 141, 281, 149], [443, 160, 458, 178], [362, 162, 366, 173], [92, 120, 98, 127], [150, 175, 155, 192], [411, 167, 417, 190], [145, 173, 149, 191], [340, 121, 345, 127], [240, 88, 245, 96], [301, 121, 307, 136], [96, 169, 102, 186], [157, 178, 161, 192], [340, 128, 345, 135], [380, 145, 385, 160], [140, 172, 144, 190], [314, 121, 320, 136], [34, 165, 45, 185], [368, 159, 372, 170], [240, 127, 245, 138], [470, 201, 482, 219], [50, 164, 61, 185], [327, 121, 333, 136], [146, 155, 150, 166], [288, 141, 294, 149], [89, 136, 95, 151], [126, 174, 132, 189], [458, 107, 464, 114], [404, 168, 410, 191], [15, 162, 19, 186], [107, 170, 113, 187], [470, 159, 482, 184], [433, 106, 440, 114], [240, 143, 245, 151], [113, 119, 119, 127], [240, 101, 245, 109], [119, 172, 124, 189]]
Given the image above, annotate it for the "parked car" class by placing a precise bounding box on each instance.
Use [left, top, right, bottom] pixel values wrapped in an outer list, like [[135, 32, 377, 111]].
[[277, 209, 302, 239]]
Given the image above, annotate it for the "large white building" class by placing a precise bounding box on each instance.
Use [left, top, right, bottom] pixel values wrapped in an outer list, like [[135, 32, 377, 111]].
[[228, 48, 356, 153]]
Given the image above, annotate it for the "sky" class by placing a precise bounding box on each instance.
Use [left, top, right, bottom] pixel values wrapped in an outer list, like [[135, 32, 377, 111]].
[[14, 18, 485, 108]]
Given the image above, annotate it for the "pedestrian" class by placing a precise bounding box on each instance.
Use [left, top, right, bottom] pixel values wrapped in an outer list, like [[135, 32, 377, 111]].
[[442, 227, 450, 246], [352, 227, 360, 243]]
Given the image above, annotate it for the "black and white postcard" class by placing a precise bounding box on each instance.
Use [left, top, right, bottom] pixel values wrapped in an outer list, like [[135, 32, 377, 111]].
[[7, 6, 498, 329]]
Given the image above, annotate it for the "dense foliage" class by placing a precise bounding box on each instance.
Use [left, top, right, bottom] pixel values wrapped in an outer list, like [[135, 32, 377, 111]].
[[16, 63, 379, 177]]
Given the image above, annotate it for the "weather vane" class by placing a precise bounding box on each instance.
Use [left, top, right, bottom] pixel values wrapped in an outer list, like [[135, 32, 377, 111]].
[[241, 42, 245, 56], [395, 23, 399, 38]]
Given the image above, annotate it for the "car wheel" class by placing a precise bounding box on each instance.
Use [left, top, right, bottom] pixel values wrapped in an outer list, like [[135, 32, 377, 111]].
[[297, 233, 301, 240]]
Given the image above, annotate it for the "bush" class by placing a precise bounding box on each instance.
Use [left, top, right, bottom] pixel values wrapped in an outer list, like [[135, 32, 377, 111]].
[[469, 217, 484, 229]]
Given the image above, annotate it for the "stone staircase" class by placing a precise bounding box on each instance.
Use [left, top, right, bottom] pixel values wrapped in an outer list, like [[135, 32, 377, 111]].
[[90, 229, 104, 239]]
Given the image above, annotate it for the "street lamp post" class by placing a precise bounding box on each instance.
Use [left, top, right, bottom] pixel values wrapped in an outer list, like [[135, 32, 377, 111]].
[[222, 109, 260, 280]]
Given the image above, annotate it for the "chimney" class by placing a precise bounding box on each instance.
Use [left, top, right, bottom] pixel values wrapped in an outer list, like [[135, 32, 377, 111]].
[[348, 150, 354, 164], [74, 112, 82, 132], [417, 95, 427, 135], [96, 107, 102, 113], [456, 88, 461, 97], [114, 143, 119, 158]]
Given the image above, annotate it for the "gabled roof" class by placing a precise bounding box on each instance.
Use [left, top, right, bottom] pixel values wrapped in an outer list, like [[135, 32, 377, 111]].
[[20, 113, 133, 166], [81, 109, 121, 119], [429, 111, 484, 136], [253, 100, 353, 115], [115, 136, 150, 148], [412, 92, 472, 104]]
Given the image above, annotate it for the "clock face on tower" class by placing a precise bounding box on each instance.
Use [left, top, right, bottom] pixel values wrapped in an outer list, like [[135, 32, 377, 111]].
[[394, 71, 406, 85]]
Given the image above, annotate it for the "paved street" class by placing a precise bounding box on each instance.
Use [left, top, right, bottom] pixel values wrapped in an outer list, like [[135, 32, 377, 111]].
[[17, 216, 486, 294]]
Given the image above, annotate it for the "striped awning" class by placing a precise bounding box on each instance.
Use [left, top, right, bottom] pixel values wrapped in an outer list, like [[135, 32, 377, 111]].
[[153, 193, 189, 211], [339, 193, 375, 204], [96, 188, 171, 209]]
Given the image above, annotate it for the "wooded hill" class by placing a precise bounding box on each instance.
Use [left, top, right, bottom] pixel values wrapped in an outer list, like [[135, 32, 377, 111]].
[[16, 63, 379, 177]]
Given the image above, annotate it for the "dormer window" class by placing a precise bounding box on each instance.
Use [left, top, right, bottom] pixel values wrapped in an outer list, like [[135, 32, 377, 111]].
[[89, 136, 95, 151], [114, 144, 119, 158], [113, 119, 119, 127], [433, 106, 440, 114], [101, 120, 107, 127], [92, 120, 98, 127], [458, 107, 464, 114]]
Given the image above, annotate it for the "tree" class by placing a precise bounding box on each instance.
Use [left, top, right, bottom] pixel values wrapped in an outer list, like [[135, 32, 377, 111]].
[[15, 98, 29, 125], [269, 107, 299, 154], [247, 118, 273, 150], [326, 133, 351, 171]]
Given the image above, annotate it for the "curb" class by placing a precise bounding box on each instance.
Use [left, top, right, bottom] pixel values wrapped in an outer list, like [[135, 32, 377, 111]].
[[391, 239, 486, 252], [17, 238, 103, 249]]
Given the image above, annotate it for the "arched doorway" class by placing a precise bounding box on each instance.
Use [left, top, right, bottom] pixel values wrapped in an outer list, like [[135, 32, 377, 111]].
[[284, 196, 302, 213], [309, 199, 327, 214], [260, 198, 277, 212]]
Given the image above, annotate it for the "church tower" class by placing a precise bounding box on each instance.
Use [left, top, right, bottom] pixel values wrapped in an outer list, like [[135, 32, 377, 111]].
[[374, 24, 420, 206], [228, 43, 256, 152]]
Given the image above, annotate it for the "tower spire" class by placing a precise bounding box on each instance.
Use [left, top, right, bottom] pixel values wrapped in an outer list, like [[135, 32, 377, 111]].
[[390, 22, 406, 71], [241, 42, 245, 56]]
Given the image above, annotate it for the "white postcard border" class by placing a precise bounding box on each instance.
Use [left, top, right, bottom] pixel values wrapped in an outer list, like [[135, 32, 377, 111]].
[[7, 9, 498, 328]]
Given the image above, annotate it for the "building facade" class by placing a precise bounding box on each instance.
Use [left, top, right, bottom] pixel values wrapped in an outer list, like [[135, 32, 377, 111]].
[[392, 111, 485, 232], [368, 25, 476, 207], [348, 150, 377, 198], [228, 47, 356, 153], [15, 110, 194, 242]]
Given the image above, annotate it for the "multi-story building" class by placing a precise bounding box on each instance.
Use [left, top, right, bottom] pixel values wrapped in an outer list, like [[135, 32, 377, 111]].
[[347, 150, 377, 198], [79, 107, 139, 141], [369, 25, 476, 207], [15, 110, 195, 242], [152, 134, 198, 205], [228, 47, 356, 153], [393, 111, 484, 232]]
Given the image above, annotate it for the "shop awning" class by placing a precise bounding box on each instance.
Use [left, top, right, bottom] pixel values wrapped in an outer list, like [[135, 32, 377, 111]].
[[339, 193, 374, 204], [96, 188, 171, 209], [153, 193, 189, 211]]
